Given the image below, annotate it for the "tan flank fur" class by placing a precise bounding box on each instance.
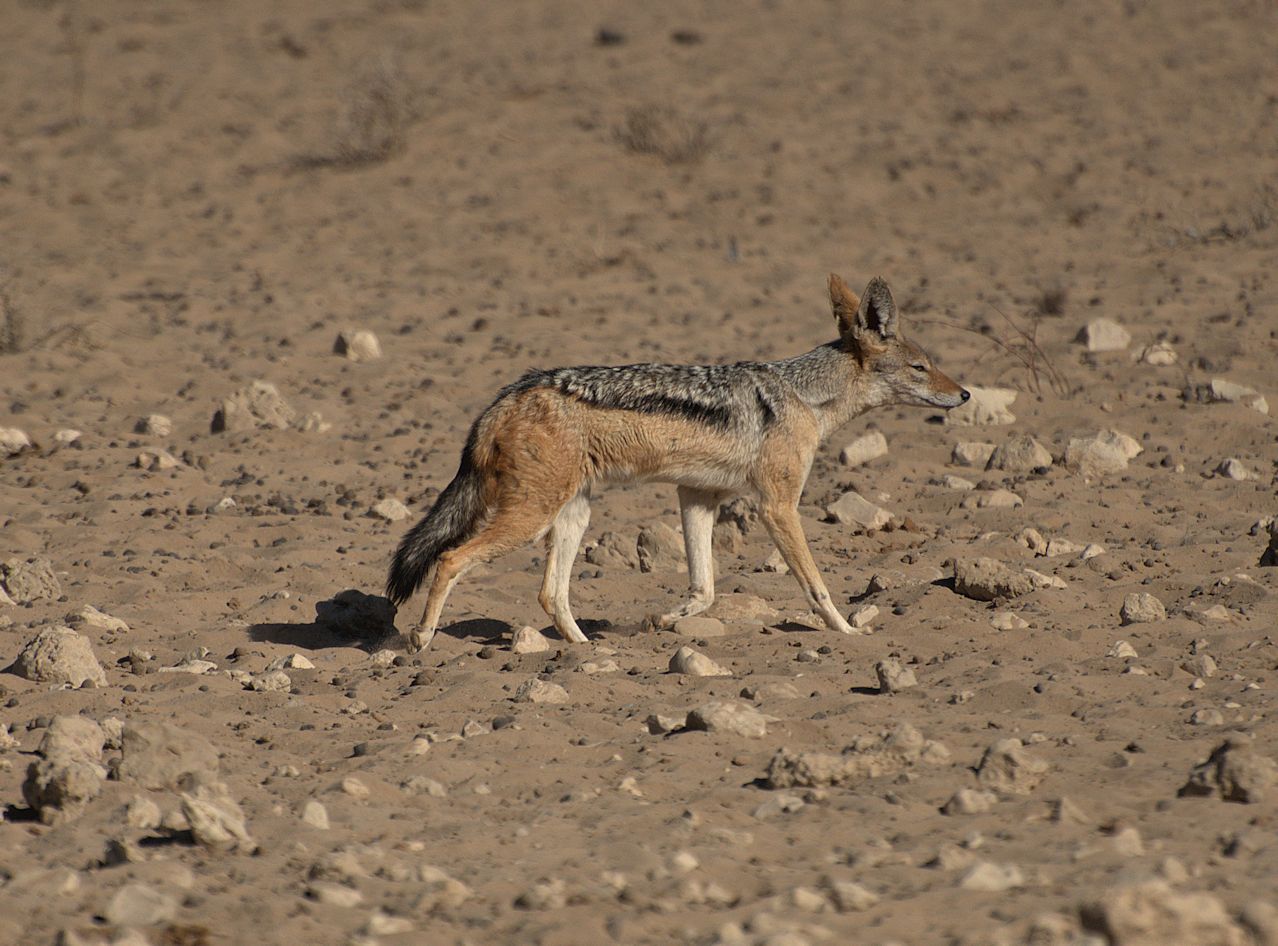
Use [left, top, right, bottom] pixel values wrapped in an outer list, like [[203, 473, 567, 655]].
[[387, 275, 969, 652]]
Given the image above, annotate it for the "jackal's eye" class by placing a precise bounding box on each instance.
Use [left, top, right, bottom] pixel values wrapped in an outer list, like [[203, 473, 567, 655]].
[[910, 363, 928, 373]]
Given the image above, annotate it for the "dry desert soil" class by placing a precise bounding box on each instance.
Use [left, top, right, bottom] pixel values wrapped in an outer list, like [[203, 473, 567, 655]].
[[2, 2, 1278, 945]]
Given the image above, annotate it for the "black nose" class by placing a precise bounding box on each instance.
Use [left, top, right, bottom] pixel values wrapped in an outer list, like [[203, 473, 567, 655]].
[[960, 389, 971, 402]]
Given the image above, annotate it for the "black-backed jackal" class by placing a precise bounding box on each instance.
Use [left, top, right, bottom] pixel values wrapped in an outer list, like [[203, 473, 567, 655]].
[[387, 275, 969, 652]]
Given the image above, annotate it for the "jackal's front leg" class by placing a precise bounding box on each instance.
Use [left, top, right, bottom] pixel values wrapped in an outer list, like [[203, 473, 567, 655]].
[[759, 501, 858, 635], [655, 486, 727, 627]]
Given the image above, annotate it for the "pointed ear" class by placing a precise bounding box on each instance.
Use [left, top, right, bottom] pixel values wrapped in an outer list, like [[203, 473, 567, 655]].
[[855, 276, 899, 340], [828, 273, 861, 338]]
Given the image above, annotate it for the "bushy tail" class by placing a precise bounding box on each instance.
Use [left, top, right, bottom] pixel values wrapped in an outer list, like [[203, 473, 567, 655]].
[[385, 454, 486, 608]]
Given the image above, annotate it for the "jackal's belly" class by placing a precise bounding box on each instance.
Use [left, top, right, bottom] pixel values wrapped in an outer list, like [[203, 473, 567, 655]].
[[582, 411, 755, 493]]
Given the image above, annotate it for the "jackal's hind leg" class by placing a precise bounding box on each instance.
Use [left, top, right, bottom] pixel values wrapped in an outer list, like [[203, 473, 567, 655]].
[[538, 493, 591, 643], [759, 501, 857, 635], [409, 498, 563, 653], [656, 487, 727, 627]]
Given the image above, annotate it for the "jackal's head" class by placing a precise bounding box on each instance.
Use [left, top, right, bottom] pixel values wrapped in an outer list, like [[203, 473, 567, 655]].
[[829, 274, 969, 410]]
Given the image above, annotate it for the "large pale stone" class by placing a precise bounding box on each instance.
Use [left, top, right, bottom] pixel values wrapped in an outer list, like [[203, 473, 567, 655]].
[[839, 431, 888, 467], [1077, 318, 1131, 352], [944, 387, 1016, 427], [825, 491, 892, 530], [11, 626, 106, 687]]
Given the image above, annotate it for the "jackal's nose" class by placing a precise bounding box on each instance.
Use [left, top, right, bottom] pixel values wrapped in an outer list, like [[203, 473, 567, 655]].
[[959, 389, 971, 402]]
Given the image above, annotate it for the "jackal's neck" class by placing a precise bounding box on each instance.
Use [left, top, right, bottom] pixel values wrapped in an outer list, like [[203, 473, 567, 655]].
[[769, 342, 876, 438]]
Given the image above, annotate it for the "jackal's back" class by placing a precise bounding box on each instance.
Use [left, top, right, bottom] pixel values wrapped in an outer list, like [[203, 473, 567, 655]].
[[502, 361, 784, 433]]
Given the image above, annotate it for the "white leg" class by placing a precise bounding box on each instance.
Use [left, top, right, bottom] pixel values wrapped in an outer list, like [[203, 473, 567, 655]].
[[657, 487, 726, 626], [538, 493, 591, 643]]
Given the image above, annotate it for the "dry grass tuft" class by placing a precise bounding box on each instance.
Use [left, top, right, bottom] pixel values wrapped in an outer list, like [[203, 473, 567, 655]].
[[616, 104, 710, 164], [296, 55, 412, 169]]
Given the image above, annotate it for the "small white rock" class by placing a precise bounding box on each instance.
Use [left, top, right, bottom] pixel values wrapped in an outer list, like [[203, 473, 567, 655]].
[[673, 615, 728, 638], [875, 658, 917, 693], [514, 677, 570, 704], [825, 490, 893, 530], [249, 670, 292, 692], [839, 431, 888, 467], [669, 645, 732, 677], [945, 387, 1017, 427], [301, 800, 330, 829], [1120, 592, 1166, 625], [942, 473, 976, 490], [1137, 341, 1178, 366], [0, 427, 32, 456], [135, 447, 182, 471], [951, 441, 997, 467], [370, 497, 410, 522], [849, 604, 879, 629], [511, 626, 551, 654], [136, 414, 172, 437], [959, 861, 1024, 892], [991, 612, 1029, 631], [1108, 640, 1138, 659], [335, 329, 383, 363], [1216, 458, 1251, 481], [1077, 318, 1131, 352]]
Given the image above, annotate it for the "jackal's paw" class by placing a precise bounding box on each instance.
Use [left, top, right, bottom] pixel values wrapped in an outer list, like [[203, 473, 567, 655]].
[[407, 625, 436, 654]]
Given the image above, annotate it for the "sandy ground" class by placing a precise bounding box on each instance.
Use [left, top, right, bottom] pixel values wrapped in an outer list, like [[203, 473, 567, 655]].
[[2, 1, 1278, 944]]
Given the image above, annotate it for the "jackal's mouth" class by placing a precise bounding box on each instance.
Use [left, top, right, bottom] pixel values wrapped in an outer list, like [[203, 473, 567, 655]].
[[934, 388, 970, 409]]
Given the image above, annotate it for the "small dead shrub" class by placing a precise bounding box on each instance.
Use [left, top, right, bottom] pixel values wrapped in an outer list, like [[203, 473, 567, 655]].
[[616, 104, 710, 164], [297, 55, 412, 169], [0, 290, 23, 354]]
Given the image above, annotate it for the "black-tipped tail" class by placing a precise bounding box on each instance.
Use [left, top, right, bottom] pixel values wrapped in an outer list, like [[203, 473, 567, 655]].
[[385, 459, 485, 607]]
